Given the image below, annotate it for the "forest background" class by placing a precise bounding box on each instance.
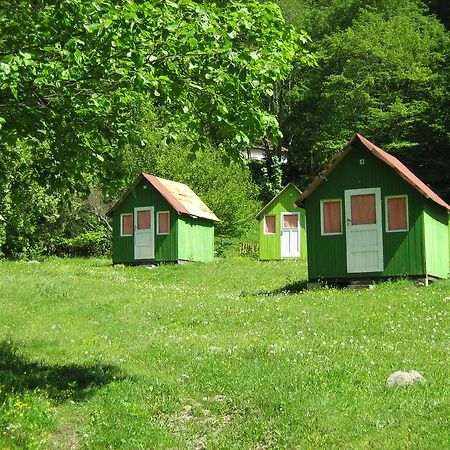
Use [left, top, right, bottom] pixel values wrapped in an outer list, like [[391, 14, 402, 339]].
[[0, 0, 448, 258]]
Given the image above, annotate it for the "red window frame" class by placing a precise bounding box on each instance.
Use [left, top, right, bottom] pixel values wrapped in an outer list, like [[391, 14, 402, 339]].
[[157, 211, 170, 235]]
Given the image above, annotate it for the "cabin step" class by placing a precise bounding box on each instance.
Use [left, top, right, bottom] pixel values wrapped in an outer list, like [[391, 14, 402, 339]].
[[347, 280, 375, 290]]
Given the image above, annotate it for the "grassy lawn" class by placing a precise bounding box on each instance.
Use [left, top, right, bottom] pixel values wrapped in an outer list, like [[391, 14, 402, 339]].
[[0, 257, 449, 449]]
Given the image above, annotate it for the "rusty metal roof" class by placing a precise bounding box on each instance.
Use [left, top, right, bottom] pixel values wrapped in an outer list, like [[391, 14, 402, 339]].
[[256, 183, 303, 220], [108, 173, 219, 221], [296, 134, 450, 212]]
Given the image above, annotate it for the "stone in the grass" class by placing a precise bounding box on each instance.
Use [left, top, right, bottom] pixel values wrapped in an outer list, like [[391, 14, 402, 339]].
[[386, 370, 426, 386]]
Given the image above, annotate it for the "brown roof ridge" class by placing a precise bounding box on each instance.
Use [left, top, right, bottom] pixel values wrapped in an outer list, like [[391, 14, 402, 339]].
[[142, 173, 190, 215], [296, 134, 450, 211]]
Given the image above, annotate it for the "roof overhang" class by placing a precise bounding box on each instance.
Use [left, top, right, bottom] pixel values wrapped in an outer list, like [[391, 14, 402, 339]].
[[107, 173, 219, 222], [295, 134, 450, 212]]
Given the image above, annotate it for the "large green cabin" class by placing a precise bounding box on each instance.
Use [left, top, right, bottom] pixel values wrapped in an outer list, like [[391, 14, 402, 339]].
[[256, 184, 307, 260], [296, 134, 449, 282], [108, 173, 219, 264]]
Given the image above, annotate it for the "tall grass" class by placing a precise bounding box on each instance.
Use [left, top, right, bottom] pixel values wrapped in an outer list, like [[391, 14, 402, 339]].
[[0, 258, 448, 448]]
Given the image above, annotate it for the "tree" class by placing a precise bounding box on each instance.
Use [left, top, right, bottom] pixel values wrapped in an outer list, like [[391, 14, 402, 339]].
[[120, 109, 261, 237], [0, 0, 304, 191], [276, 0, 450, 200]]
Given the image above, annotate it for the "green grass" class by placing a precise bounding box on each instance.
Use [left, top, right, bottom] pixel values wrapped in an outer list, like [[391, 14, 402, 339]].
[[0, 257, 449, 449]]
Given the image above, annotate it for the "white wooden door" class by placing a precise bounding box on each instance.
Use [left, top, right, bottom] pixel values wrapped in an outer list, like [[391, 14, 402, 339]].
[[281, 213, 300, 258], [134, 207, 154, 259], [345, 188, 383, 273]]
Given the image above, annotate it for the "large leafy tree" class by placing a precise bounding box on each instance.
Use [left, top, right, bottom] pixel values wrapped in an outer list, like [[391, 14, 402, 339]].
[[0, 0, 304, 189]]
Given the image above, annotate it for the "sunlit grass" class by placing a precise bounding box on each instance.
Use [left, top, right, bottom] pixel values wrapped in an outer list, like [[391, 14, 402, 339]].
[[0, 257, 449, 449]]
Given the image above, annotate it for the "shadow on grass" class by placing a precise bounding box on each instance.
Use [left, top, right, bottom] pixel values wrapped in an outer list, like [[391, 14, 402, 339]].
[[255, 280, 309, 297], [0, 341, 123, 403]]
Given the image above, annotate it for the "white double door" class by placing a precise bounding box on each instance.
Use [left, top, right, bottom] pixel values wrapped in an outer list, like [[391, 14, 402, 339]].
[[134, 207, 155, 260], [281, 212, 300, 258], [345, 188, 383, 273]]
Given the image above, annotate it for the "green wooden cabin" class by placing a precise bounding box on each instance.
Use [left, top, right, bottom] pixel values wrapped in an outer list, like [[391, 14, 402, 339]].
[[107, 173, 219, 264], [256, 184, 307, 260], [295, 134, 450, 282]]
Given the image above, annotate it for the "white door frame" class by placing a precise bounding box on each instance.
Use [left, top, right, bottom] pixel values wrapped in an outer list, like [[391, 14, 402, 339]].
[[134, 206, 155, 260], [345, 188, 383, 273], [280, 212, 301, 258]]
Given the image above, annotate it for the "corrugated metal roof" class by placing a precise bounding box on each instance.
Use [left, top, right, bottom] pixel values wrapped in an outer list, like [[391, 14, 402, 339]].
[[107, 173, 219, 222], [142, 174, 219, 222], [296, 134, 450, 212], [255, 183, 303, 220]]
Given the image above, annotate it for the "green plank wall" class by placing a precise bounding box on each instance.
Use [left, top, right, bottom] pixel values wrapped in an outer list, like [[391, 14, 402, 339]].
[[306, 142, 431, 281], [423, 202, 449, 279], [177, 216, 214, 263], [258, 185, 307, 260], [111, 178, 178, 264]]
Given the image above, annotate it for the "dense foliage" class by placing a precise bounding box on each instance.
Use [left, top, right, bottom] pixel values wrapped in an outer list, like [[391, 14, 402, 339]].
[[276, 0, 449, 200], [0, 0, 305, 257], [0, 0, 448, 258], [119, 110, 261, 237], [0, 0, 301, 187]]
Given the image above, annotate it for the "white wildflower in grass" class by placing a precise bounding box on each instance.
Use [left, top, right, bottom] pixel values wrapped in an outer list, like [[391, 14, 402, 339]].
[[0, 257, 448, 448]]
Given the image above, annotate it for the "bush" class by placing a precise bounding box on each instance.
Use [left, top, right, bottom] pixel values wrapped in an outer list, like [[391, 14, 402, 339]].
[[59, 232, 111, 258]]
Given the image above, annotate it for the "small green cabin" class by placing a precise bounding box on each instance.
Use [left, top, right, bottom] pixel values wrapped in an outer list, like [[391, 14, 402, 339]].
[[108, 173, 219, 264], [256, 184, 307, 260], [296, 134, 449, 282]]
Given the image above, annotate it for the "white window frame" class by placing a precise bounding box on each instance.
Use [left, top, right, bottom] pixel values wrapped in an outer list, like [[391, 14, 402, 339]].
[[157, 211, 170, 235], [320, 199, 343, 236], [263, 215, 276, 235], [385, 195, 409, 232], [120, 213, 133, 237]]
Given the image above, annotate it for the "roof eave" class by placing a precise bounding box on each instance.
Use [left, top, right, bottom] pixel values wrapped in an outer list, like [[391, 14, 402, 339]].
[[106, 173, 145, 217]]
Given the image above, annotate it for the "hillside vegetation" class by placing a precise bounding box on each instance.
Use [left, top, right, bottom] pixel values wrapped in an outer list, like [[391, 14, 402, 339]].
[[1, 0, 448, 258]]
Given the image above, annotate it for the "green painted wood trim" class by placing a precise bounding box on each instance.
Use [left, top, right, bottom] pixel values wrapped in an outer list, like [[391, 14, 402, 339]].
[[423, 202, 449, 279], [177, 216, 214, 262]]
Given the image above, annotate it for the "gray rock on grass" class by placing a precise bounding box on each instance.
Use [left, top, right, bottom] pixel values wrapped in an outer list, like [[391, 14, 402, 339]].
[[386, 370, 426, 387]]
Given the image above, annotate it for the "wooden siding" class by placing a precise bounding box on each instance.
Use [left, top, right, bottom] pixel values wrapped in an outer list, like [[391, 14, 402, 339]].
[[177, 216, 214, 262], [423, 202, 449, 279], [258, 185, 306, 260], [306, 142, 428, 280], [111, 178, 178, 263]]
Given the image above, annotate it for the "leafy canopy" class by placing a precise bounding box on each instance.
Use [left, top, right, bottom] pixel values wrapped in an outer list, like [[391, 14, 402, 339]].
[[0, 0, 306, 188], [276, 0, 449, 199]]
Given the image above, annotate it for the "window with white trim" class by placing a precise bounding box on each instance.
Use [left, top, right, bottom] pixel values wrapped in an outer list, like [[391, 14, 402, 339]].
[[157, 211, 170, 235], [321, 199, 342, 235], [385, 196, 408, 232], [264, 215, 276, 234], [121, 213, 133, 236]]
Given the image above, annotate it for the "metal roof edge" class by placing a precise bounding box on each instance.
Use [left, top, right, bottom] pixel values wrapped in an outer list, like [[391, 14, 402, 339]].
[[142, 173, 190, 216], [355, 135, 450, 212], [294, 148, 351, 206], [144, 174, 220, 222], [106, 173, 145, 217], [294, 133, 450, 212]]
